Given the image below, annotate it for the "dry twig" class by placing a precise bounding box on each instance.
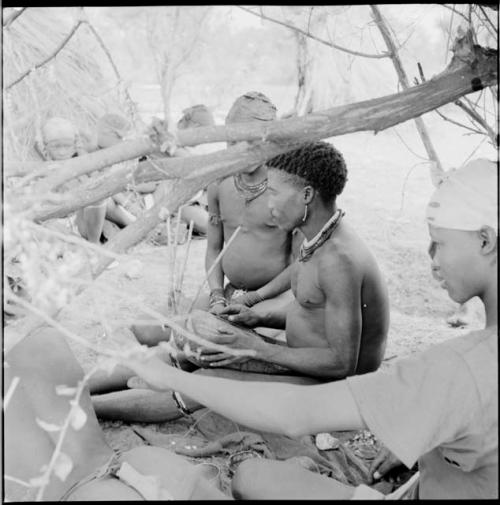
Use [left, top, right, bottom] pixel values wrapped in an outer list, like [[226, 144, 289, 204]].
[[237, 5, 388, 59]]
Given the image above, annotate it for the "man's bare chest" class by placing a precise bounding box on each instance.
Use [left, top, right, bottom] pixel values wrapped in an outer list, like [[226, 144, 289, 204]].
[[291, 259, 325, 307]]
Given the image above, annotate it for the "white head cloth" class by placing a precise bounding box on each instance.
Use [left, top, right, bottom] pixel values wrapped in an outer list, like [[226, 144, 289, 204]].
[[425, 158, 498, 234]]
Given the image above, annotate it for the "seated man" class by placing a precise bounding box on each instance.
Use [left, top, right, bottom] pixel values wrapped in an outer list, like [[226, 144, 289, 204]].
[[195, 141, 389, 377], [90, 141, 389, 422], [4, 327, 230, 501], [202, 91, 297, 319], [123, 158, 498, 500]]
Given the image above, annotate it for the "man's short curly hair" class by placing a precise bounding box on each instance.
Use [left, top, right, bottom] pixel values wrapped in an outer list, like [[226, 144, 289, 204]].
[[266, 141, 348, 203]]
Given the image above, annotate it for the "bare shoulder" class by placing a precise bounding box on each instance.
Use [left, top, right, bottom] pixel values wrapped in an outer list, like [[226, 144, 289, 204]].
[[318, 224, 368, 274]]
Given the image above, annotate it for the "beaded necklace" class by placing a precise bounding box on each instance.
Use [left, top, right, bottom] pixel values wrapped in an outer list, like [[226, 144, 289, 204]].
[[298, 209, 345, 262], [233, 172, 268, 205]]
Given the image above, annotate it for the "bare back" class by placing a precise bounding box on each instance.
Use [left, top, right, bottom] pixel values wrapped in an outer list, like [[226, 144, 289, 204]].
[[287, 220, 389, 375], [217, 178, 292, 290]]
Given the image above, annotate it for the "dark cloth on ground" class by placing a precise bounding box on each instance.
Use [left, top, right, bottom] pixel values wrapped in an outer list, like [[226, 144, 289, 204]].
[[132, 409, 371, 488]]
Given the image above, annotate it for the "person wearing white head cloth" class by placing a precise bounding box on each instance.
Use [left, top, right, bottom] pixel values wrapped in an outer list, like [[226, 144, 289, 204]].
[[121, 159, 497, 500], [427, 158, 498, 328]]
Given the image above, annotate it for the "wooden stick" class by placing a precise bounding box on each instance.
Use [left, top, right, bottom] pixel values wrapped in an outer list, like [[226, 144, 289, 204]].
[[188, 225, 242, 313], [177, 219, 194, 297], [171, 208, 183, 313]]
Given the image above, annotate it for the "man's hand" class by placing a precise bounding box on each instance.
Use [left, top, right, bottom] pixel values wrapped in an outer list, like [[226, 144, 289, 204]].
[[232, 290, 264, 307], [193, 329, 259, 368], [219, 304, 262, 328], [121, 347, 175, 392], [369, 445, 405, 483]]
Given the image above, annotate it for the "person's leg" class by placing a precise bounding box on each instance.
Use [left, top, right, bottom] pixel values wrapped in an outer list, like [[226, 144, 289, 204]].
[[105, 198, 136, 227], [92, 388, 185, 422], [231, 458, 355, 500], [5, 327, 116, 500], [121, 446, 232, 500], [4, 365, 56, 501], [192, 292, 210, 311], [67, 445, 232, 500], [180, 204, 209, 236], [88, 364, 140, 394], [81, 205, 107, 243], [130, 322, 173, 347]]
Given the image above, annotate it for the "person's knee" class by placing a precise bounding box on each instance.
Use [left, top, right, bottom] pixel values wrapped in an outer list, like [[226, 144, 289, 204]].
[[8, 327, 84, 382], [131, 324, 172, 346], [231, 459, 265, 499]]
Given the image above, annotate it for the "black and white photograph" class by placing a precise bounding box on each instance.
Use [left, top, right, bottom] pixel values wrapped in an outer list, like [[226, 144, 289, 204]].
[[3, 3, 498, 501]]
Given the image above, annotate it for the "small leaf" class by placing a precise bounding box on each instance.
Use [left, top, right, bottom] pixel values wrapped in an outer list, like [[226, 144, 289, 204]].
[[35, 417, 62, 433], [55, 385, 77, 396], [70, 404, 88, 431], [53, 452, 73, 482]]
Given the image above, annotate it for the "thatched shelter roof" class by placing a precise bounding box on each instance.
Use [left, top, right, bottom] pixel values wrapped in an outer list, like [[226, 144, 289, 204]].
[[3, 7, 135, 161]]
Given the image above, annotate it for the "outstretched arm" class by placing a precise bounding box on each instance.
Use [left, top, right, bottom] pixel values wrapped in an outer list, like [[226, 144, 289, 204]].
[[123, 352, 365, 438]]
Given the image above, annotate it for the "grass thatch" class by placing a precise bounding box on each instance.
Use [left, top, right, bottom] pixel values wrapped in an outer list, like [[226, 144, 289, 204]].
[[3, 7, 134, 162]]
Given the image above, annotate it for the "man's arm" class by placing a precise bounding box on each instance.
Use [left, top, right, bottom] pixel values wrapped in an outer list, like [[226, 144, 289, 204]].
[[251, 252, 363, 378], [233, 263, 294, 307], [222, 304, 287, 329], [123, 353, 366, 438], [205, 183, 226, 311]]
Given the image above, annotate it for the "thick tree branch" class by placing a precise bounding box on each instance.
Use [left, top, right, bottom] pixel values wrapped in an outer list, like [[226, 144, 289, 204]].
[[5, 17, 85, 90], [7, 32, 498, 222], [237, 5, 389, 59], [23, 143, 299, 222], [370, 4, 445, 180]]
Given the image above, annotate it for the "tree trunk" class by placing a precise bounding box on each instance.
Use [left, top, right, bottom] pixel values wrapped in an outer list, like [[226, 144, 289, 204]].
[[293, 32, 313, 116], [370, 4, 445, 185]]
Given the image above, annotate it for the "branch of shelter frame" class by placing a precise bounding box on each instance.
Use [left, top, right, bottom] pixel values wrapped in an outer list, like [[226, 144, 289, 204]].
[[6, 31, 497, 223]]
